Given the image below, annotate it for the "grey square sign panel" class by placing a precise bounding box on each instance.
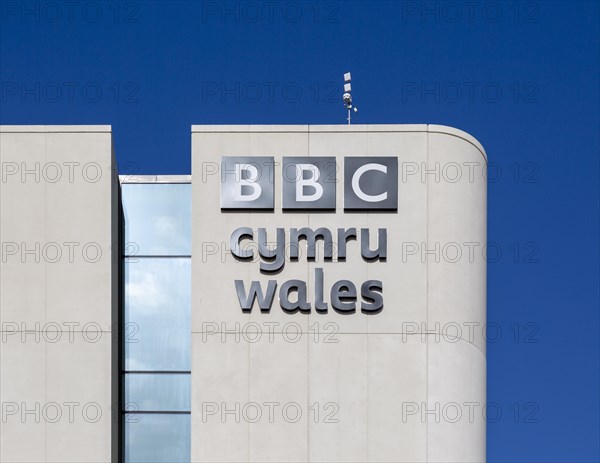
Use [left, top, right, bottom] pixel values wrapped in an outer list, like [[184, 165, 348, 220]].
[[282, 157, 337, 210], [220, 156, 274, 209], [344, 157, 398, 210]]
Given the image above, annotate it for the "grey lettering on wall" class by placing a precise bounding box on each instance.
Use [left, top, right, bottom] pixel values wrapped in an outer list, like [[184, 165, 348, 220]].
[[221, 156, 274, 209], [282, 157, 336, 210], [344, 157, 398, 210]]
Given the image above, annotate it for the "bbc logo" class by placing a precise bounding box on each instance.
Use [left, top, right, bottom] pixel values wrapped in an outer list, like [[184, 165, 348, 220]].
[[220, 156, 398, 211]]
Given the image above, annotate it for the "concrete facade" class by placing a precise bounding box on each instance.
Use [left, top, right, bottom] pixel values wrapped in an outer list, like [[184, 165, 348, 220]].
[[1, 124, 486, 462], [191, 125, 487, 462], [0, 126, 118, 462]]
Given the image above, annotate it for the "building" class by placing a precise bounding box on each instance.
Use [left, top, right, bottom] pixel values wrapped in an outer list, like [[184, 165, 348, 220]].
[[0, 124, 487, 462]]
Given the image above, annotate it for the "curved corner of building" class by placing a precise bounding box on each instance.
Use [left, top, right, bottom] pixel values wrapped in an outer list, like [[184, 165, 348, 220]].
[[427, 124, 487, 164], [424, 122, 487, 462]]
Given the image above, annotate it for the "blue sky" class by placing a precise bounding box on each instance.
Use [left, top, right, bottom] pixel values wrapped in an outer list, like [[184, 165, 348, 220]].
[[1, 1, 599, 460]]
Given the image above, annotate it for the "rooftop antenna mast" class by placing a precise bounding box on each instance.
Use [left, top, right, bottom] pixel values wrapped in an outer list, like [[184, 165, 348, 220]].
[[343, 72, 358, 125]]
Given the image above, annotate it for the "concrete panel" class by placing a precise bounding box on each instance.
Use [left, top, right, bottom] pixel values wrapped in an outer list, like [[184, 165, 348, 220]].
[[192, 332, 249, 462], [307, 130, 368, 158], [0, 132, 47, 326], [367, 334, 427, 462], [248, 131, 309, 160], [0, 132, 46, 242], [0, 334, 46, 462], [43, 132, 113, 326], [45, 332, 112, 463], [427, 339, 486, 462], [308, 334, 368, 462], [428, 131, 487, 354], [0, 260, 46, 327], [248, 334, 308, 462]]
